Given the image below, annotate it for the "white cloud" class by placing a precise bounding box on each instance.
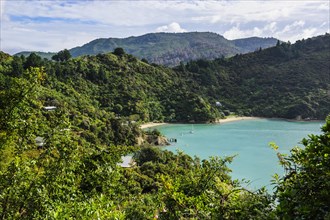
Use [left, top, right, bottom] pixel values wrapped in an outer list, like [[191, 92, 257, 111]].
[[320, 22, 328, 28], [1, 0, 329, 53], [223, 26, 245, 40], [276, 27, 319, 43], [223, 18, 326, 43], [272, 18, 328, 43], [281, 20, 305, 33], [223, 22, 278, 40], [318, 2, 330, 10], [0, 0, 5, 16], [264, 22, 277, 33], [2, 21, 99, 53], [191, 1, 296, 24], [156, 22, 187, 33], [4, 1, 326, 27], [223, 25, 266, 40]]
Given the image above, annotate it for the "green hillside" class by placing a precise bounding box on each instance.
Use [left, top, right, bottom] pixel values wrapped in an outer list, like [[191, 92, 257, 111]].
[[69, 32, 239, 66], [6, 34, 330, 125], [1, 34, 330, 218], [15, 32, 278, 66], [0, 49, 274, 219], [232, 36, 279, 53], [70, 32, 278, 66], [15, 51, 56, 60], [180, 34, 330, 120]]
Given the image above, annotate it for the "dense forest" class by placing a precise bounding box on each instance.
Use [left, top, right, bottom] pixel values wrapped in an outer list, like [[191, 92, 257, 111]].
[[178, 34, 330, 119], [8, 34, 330, 124], [0, 34, 329, 218], [16, 32, 278, 67]]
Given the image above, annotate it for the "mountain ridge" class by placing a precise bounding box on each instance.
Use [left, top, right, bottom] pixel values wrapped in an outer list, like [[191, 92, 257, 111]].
[[15, 32, 279, 66]]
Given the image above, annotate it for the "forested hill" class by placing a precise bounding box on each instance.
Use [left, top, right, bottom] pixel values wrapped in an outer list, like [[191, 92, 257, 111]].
[[232, 36, 279, 53], [16, 32, 278, 66], [179, 34, 330, 119], [3, 34, 330, 125], [69, 32, 240, 66], [0, 34, 330, 219], [70, 32, 278, 66], [13, 51, 55, 60]]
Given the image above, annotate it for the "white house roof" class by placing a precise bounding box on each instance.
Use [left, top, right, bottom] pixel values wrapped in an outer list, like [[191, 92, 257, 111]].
[[118, 155, 134, 168], [43, 106, 57, 110], [35, 136, 45, 147]]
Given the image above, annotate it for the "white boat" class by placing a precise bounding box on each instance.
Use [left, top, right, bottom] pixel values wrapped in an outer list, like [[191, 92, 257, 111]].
[[190, 125, 194, 134]]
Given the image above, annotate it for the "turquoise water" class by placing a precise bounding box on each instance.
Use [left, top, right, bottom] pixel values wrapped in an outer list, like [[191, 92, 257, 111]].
[[153, 119, 324, 191]]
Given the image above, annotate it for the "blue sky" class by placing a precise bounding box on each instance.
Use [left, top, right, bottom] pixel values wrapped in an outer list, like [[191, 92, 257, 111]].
[[1, 0, 329, 54]]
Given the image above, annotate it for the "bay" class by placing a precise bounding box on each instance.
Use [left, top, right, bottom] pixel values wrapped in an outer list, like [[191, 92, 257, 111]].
[[154, 119, 324, 191]]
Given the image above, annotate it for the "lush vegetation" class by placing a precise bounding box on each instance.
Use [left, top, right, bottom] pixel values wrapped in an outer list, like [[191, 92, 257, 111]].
[[178, 34, 330, 119], [0, 67, 273, 218], [232, 37, 279, 53], [0, 67, 328, 218], [272, 115, 330, 219], [14, 51, 56, 60], [1, 34, 329, 218], [4, 48, 221, 124], [16, 32, 278, 66], [9, 34, 330, 122]]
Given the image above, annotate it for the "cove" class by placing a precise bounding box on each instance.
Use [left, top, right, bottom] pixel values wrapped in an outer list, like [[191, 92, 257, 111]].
[[155, 119, 324, 191]]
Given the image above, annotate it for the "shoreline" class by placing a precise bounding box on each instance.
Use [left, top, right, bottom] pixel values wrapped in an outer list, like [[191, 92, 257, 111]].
[[215, 116, 264, 124], [217, 116, 325, 124], [140, 122, 168, 129], [140, 117, 262, 129], [140, 117, 325, 129]]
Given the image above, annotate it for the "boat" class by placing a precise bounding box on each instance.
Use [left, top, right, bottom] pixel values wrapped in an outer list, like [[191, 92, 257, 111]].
[[190, 125, 194, 134]]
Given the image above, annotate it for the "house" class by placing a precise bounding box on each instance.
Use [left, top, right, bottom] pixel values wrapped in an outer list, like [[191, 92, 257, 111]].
[[43, 106, 57, 111], [35, 136, 45, 148], [117, 155, 135, 168]]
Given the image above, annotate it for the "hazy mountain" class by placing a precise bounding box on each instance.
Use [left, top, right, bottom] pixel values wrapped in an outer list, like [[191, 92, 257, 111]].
[[232, 36, 279, 53], [15, 32, 279, 66], [15, 51, 56, 60]]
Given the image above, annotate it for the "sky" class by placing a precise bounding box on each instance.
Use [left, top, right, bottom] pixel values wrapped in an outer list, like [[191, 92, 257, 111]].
[[0, 0, 329, 54]]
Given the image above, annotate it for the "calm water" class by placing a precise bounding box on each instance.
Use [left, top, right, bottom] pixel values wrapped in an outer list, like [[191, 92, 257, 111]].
[[153, 119, 324, 191]]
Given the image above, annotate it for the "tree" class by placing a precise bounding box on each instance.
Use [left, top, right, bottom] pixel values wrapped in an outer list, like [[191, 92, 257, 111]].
[[141, 58, 149, 64], [113, 47, 126, 56], [24, 53, 43, 69], [52, 49, 72, 62], [0, 67, 50, 218], [273, 115, 330, 219], [133, 146, 163, 166], [0, 67, 129, 219], [276, 40, 281, 47], [11, 56, 24, 77], [159, 156, 274, 219]]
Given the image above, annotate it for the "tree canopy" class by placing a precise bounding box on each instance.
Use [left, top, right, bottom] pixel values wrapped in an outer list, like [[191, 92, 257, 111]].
[[52, 49, 71, 62], [274, 115, 330, 219], [0, 34, 329, 218]]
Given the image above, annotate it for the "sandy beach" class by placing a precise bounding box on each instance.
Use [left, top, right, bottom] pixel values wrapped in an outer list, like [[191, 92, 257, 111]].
[[215, 116, 263, 124], [140, 117, 263, 129], [140, 122, 168, 129]]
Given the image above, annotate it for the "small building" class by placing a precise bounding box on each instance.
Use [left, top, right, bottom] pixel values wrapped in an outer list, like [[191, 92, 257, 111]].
[[35, 136, 45, 147], [215, 101, 222, 107], [117, 155, 135, 168], [43, 106, 57, 111]]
